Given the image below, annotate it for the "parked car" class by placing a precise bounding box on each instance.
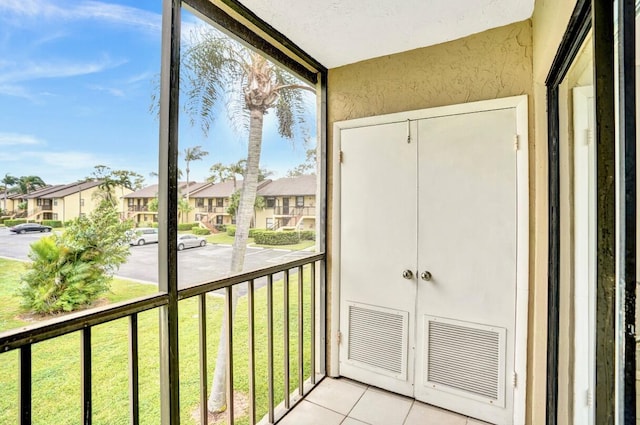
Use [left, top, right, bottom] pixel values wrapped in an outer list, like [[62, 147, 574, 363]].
[[129, 227, 159, 246], [177, 234, 207, 251], [9, 223, 52, 234]]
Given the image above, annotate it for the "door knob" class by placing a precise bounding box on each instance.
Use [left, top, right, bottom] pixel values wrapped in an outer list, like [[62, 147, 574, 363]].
[[421, 271, 432, 281], [402, 270, 414, 280]]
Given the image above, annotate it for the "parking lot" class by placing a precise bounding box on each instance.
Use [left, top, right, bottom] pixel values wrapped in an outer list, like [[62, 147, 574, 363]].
[[0, 227, 315, 290]]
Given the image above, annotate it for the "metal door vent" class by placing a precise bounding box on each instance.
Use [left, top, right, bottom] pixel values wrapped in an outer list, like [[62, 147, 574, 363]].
[[347, 303, 408, 379], [424, 316, 506, 406]]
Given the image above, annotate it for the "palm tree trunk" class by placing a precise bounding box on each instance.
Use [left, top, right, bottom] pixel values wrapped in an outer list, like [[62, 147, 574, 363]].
[[208, 107, 264, 412], [230, 109, 263, 273]]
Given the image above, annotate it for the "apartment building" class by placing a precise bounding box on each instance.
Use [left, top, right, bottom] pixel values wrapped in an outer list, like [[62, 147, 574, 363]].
[[256, 175, 316, 230]]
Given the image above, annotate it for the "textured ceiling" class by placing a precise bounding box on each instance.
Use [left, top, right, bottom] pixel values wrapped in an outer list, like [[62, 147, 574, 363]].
[[238, 0, 535, 69]]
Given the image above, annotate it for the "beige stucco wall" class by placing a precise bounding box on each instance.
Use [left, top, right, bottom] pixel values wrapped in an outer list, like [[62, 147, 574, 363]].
[[326, 18, 550, 424]]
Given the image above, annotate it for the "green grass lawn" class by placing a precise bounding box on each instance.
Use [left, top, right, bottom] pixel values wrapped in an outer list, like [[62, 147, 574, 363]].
[[0, 258, 313, 425], [206, 232, 245, 246]]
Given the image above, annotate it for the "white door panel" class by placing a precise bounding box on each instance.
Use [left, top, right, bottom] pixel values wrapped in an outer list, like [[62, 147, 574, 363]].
[[336, 96, 528, 425], [338, 121, 417, 396], [415, 109, 517, 425]]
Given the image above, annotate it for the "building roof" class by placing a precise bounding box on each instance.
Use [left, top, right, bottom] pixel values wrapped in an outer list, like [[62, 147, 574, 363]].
[[184, 181, 210, 194], [125, 181, 212, 199], [257, 175, 316, 197], [39, 181, 103, 199], [190, 180, 243, 198], [125, 184, 159, 199], [22, 184, 67, 199]]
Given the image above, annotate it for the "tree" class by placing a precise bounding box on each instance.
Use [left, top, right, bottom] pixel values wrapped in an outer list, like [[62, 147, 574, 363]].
[[207, 160, 273, 188], [226, 189, 265, 222], [19, 200, 133, 314], [148, 197, 159, 212], [183, 28, 313, 413], [88, 166, 145, 207], [178, 197, 193, 223], [183, 145, 209, 200], [1, 174, 17, 214], [11, 175, 46, 195], [287, 147, 317, 176]]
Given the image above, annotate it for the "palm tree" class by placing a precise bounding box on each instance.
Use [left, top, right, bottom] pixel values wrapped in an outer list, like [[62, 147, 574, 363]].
[[183, 145, 209, 200], [1, 174, 17, 213], [12, 175, 46, 195], [183, 28, 313, 413], [89, 166, 145, 207]]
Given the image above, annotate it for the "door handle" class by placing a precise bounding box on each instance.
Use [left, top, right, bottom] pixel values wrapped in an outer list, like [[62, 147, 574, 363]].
[[421, 271, 432, 281], [402, 270, 414, 280]]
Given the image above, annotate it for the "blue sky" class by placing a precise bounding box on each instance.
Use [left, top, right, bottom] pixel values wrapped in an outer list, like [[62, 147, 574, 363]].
[[0, 0, 316, 186]]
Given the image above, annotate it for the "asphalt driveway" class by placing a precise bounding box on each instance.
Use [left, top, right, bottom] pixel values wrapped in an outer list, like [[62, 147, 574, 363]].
[[0, 227, 315, 291]]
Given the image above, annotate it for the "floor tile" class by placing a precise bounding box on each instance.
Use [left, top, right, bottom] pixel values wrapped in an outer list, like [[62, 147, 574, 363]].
[[342, 418, 370, 425], [306, 378, 367, 415], [278, 400, 344, 425], [466, 418, 492, 425], [348, 387, 413, 425], [404, 402, 467, 425]]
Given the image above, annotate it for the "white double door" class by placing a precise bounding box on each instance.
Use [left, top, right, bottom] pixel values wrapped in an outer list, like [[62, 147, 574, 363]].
[[337, 97, 528, 425]]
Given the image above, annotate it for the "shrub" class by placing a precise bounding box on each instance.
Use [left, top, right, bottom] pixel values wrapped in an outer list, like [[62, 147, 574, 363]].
[[248, 228, 266, 238], [226, 225, 236, 236], [253, 230, 300, 245], [214, 224, 226, 232], [42, 220, 63, 228], [178, 223, 199, 231], [5, 219, 27, 227], [19, 201, 134, 314], [300, 230, 315, 241], [191, 227, 210, 235]]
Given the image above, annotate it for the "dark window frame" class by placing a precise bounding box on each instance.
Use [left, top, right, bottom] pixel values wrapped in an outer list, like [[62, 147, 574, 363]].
[[266, 197, 275, 208], [155, 1, 328, 421], [545, 0, 636, 423]]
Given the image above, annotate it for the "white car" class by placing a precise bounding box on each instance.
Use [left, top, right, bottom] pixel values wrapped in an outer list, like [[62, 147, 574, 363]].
[[177, 234, 207, 251], [129, 227, 159, 246]]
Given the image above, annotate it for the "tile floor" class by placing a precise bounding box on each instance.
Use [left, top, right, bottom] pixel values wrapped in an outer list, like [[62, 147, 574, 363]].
[[277, 377, 491, 425]]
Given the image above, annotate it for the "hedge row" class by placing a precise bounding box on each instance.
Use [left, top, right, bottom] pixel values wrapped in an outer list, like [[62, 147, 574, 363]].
[[252, 230, 300, 245], [4, 219, 28, 227], [178, 222, 200, 231], [299, 230, 315, 241], [42, 220, 63, 228], [191, 227, 210, 235]]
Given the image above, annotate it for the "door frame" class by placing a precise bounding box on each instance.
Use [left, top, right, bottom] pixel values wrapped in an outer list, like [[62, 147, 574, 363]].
[[331, 95, 529, 424]]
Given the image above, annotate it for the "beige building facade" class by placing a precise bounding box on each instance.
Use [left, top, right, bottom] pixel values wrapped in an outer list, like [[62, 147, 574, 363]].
[[6, 181, 132, 222], [255, 175, 316, 230]]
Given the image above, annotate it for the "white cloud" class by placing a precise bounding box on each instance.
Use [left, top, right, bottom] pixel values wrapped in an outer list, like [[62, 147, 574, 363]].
[[0, 133, 43, 146], [125, 72, 153, 84], [0, 1, 162, 34], [0, 84, 39, 101], [88, 84, 125, 97], [0, 56, 127, 85], [0, 0, 162, 34]]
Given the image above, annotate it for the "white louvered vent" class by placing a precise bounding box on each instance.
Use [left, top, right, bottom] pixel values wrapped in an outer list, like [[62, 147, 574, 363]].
[[347, 303, 408, 379], [425, 317, 506, 406]]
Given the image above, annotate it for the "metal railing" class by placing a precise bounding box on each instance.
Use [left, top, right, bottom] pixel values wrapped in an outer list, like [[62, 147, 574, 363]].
[[0, 253, 325, 425], [273, 207, 315, 216], [197, 206, 227, 213], [128, 205, 149, 212]]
